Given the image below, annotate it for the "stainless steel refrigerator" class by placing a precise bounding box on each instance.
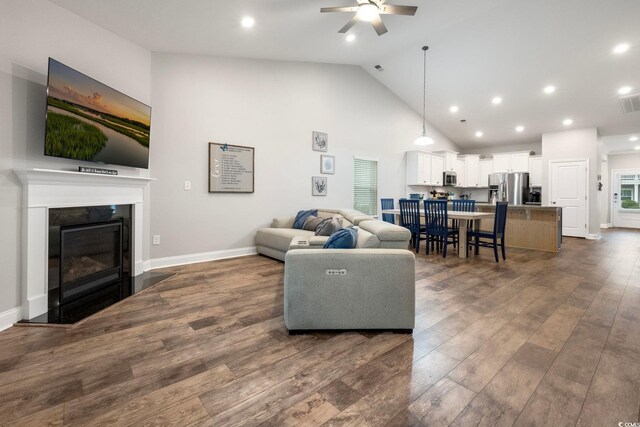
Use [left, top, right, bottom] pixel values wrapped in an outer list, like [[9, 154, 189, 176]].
[[488, 172, 530, 205]]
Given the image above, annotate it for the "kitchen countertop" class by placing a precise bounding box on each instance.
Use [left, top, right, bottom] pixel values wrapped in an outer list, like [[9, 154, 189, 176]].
[[474, 203, 560, 210]]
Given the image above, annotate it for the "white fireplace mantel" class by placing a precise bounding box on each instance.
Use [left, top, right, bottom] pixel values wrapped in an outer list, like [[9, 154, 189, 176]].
[[14, 168, 154, 319]]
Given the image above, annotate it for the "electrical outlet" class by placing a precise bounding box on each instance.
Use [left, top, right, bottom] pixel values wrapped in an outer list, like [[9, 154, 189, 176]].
[[184, 180, 191, 191], [152, 235, 160, 245]]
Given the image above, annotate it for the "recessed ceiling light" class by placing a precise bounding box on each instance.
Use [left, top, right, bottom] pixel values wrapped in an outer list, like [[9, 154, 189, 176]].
[[491, 96, 502, 105], [515, 126, 525, 133], [635, 146, 640, 150], [613, 43, 630, 55], [475, 131, 484, 138], [630, 136, 639, 142], [563, 118, 573, 126], [345, 34, 356, 42], [618, 86, 633, 95], [543, 85, 556, 94], [241, 16, 255, 28], [449, 105, 459, 113]]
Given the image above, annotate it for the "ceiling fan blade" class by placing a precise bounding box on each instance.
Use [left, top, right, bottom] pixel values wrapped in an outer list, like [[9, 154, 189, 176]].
[[320, 6, 359, 13], [338, 16, 359, 33], [371, 15, 388, 35], [379, 5, 418, 15]]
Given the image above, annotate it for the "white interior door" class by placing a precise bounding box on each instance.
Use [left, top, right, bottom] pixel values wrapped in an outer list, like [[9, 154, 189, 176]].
[[550, 160, 588, 238], [612, 171, 640, 228]]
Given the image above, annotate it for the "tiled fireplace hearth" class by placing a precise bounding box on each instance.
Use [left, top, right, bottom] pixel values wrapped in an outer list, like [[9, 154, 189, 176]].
[[14, 168, 153, 320]]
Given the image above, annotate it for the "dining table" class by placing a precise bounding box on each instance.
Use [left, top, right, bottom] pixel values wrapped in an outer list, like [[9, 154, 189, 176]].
[[381, 208, 495, 259]]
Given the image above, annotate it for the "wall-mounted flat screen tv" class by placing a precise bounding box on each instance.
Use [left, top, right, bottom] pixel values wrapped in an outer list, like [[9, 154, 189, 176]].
[[45, 58, 151, 169]]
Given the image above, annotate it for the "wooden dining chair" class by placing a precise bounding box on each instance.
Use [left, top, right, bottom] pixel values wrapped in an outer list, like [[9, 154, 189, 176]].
[[424, 200, 458, 258], [380, 198, 395, 224], [467, 201, 508, 262], [399, 199, 425, 253], [451, 200, 476, 248]]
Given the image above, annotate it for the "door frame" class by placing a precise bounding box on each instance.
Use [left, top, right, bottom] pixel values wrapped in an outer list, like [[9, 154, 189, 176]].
[[548, 158, 589, 238], [610, 168, 640, 228]]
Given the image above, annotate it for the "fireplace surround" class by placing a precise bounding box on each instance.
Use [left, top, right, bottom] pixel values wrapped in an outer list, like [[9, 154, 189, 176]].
[[14, 168, 153, 320]]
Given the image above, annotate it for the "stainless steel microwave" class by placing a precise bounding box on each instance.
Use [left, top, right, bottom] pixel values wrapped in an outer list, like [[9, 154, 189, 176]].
[[443, 171, 457, 186]]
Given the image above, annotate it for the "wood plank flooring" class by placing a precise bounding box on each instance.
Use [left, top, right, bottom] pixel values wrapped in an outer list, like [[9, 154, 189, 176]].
[[1, 229, 640, 426]]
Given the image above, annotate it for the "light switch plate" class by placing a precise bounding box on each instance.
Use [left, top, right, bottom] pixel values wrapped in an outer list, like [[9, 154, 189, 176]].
[[184, 180, 191, 191], [152, 235, 160, 245]]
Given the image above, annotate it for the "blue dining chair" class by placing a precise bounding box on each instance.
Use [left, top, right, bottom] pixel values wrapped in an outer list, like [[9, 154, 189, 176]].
[[452, 200, 476, 248], [467, 201, 508, 262], [399, 199, 426, 253], [381, 198, 395, 224], [424, 200, 458, 258]]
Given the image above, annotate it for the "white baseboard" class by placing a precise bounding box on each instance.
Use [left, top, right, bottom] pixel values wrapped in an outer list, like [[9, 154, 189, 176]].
[[586, 233, 601, 240], [600, 223, 612, 229], [0, 307, 22, 331], [148, 246, 258, 270]]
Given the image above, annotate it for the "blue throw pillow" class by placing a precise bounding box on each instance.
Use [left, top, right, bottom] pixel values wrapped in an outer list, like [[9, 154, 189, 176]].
[[323, 228, 358, 249], [293, 209, 318, 229]]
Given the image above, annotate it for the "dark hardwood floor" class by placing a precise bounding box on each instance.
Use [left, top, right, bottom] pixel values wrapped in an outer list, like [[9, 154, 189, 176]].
[[1, 229, 639, 426]]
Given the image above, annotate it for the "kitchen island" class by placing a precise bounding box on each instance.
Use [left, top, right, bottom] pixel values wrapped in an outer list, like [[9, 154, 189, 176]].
[[475, 204, 562, 253]]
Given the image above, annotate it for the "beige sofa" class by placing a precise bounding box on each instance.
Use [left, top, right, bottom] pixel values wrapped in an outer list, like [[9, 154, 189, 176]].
[[255, 208, 410, 261]]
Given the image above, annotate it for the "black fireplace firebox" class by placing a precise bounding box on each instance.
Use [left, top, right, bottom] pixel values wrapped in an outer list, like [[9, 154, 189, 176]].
[[59, 220, 123, 304]]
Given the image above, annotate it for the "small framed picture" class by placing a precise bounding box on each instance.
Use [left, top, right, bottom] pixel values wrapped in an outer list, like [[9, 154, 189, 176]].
[[312, 176, 327, 196], [320, 155, 335, 174], [312, 131, 328, 152]]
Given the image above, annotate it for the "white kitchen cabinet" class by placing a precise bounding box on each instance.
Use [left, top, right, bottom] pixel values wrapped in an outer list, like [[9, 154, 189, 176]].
[[462, 155, 481, 188], [492, 154, 510, 173], [491, 152, 530, 173], [406, 151, 445, 186], [431, 155, 444, 186], [510, 152, 530, 172], [442, 152, 458, 172], [480, 159, 493, 187], [455, 159, 465, 187], [529, 156, 542, 186]]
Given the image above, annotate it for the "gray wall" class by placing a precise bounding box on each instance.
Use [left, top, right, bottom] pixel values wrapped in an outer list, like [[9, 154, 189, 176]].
[[0, 0, 151, 315], [149, 53, 459, 260], [542, 128, 600, 236]]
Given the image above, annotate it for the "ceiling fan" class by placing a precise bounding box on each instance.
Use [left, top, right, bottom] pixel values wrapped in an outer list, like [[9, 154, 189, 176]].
[[320, 0, 417, 36]]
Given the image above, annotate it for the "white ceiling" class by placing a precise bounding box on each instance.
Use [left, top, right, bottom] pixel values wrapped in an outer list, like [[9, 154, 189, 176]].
[[49, 0, 640, 149], [602, 133, 640, 155]]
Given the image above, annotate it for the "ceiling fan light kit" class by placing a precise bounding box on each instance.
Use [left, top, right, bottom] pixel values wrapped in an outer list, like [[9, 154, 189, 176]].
[[321, 0, 418, 36]]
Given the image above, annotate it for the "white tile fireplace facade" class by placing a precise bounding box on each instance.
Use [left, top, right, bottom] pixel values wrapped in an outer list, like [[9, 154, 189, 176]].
[[14, 168, 152, 320]]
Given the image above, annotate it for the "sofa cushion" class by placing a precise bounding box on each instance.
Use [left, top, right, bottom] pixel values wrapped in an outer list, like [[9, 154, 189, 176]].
[[315, 217, 343, 236], [293, 209, 318, 229], [359, 220, 411, 242], [272, 216, 294, 228], [302, 215, 324, 231], [256, 228, 315, 252], [323, 228, 358, 249], [355, 227, 381, 248]]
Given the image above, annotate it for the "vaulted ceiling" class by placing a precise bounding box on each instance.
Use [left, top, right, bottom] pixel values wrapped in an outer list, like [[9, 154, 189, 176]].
[[50, 0, 640, 149]]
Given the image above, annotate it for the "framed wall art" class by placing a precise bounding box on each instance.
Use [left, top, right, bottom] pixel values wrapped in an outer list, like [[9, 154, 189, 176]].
[[208, 142, 255, 193], [312, 131, 328, 152], [320, 155, 335, 174], [312, 176, 327, 196]]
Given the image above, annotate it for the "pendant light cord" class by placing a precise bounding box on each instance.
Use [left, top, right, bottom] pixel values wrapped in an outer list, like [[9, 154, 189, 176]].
[[421, 46, 428, 136]]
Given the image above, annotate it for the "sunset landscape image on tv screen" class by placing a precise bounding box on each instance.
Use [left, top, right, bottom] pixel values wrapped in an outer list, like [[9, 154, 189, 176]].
[[45, 58, 151, 169]]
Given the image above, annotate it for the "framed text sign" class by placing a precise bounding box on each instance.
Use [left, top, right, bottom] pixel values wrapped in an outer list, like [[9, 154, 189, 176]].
[[208, 142, 255, 193]]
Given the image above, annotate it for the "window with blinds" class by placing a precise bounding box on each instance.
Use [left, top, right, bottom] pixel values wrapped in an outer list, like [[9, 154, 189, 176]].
[[353, 158, 378, 216]]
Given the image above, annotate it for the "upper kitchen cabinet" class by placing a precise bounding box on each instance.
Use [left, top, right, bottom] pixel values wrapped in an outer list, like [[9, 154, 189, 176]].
[[406, 151, 445, 186], [460, 155, 481, 188], [434, 151, 458, 172], [480, 159, 493, 187], [492, 152, 530, 173], [529, 155, 542, 187]]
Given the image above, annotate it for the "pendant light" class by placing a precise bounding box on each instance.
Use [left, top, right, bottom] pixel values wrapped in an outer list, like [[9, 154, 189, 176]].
[[414, 45, 434, 146]]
